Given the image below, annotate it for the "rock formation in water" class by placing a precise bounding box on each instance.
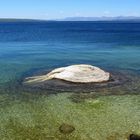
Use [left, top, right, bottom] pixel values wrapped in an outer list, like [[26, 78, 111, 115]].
[[59, 123, 75, 134], [24, 64, 110, 84], [23, 64, 131, 92], [129, 134, 140, 140]]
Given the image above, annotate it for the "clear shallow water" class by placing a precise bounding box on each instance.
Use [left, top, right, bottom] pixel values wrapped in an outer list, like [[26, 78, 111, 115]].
[[0, 21, 140, 139]]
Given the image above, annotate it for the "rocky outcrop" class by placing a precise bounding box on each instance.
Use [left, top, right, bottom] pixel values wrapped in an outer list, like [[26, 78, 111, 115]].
[[24, 64, 110, 84], [22, 65, 131, 92]]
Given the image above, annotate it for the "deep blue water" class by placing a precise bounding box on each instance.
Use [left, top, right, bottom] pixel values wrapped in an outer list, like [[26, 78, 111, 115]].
[[0, 21, 140, 84]]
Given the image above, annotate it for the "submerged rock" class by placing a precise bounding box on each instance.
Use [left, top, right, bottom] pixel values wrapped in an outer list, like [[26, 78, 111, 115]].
[[59, 123, 75, 134], [129, 134, 140, 140], [24, 64, 110, 84]]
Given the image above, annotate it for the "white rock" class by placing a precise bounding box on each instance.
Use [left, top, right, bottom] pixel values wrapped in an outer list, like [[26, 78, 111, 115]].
[[24, 64, 110, 84]]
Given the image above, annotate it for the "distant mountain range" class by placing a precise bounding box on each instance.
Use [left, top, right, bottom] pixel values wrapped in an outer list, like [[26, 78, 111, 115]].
[[60, 16, 140, 21]]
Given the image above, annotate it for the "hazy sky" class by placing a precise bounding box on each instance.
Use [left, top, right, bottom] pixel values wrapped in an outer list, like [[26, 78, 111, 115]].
[[0, 0, 140, 19]]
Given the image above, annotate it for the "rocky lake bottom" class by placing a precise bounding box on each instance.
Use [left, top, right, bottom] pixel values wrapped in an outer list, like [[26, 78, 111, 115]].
[[0, 69, 139, 140]]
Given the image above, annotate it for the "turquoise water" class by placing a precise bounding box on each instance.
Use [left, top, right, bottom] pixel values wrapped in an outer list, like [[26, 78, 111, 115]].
[[0, 21, 140, 84], [0, 21, 140, 139]]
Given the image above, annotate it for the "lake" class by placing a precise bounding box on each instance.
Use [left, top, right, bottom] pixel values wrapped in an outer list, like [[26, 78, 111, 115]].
[[0, 21, 140, 140]]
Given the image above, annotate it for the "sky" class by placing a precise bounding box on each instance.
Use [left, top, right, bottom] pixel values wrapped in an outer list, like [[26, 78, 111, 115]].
[[0, 0, 140, 19]]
